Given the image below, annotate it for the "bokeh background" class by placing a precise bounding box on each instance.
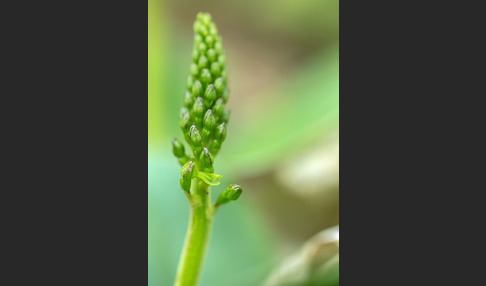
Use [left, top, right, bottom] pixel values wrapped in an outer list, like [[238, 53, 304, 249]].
[[148, 0, 339, 285]]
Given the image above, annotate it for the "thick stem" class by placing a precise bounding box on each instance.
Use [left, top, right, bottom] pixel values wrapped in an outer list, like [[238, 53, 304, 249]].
[[174, 178, 214, 286]]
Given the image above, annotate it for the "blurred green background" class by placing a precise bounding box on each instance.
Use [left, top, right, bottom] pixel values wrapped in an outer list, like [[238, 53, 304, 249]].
[[148, 0, 339, 285]]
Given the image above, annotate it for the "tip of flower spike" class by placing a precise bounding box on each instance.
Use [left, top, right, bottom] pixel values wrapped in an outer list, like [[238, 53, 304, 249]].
[[181, 13, 230, 160]]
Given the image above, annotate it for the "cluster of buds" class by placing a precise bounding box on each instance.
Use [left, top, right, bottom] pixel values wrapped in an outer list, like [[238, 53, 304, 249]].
[[172, 12, 241, 202], [173, 12, 230, 172]]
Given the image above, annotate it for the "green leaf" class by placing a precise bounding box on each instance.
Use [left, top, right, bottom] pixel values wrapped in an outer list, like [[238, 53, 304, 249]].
[[197, 171, 223, 185]]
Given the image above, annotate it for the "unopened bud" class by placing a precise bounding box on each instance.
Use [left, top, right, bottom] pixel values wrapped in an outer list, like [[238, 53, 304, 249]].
[[214, 77, 224, 94], [201, 14, 212, 26], [215, 122, 227, 142], [203, 109, 216, 130], [200, 69, 212, 84], [211, 62, 221, 77], [184, 91, 194, 108], [189, 125, 203, 146], [194, 33, 203, 45], [209, 23, 218, 36], [172, 138, 185, 158], [192, 49, 199, 62], [192, 80, 202, 97], [216, 184, 243, 206], [198, 55, 208, 69], [193, 97, 205, 117], [199, 147, 214, 173], [221, 69, 227, 83], [210, 139, 221, 155], [214, 41, 223, 54], [190, 63, 199, 77], [204, 84, 217, 103], [202, 128, 211, 140], [186, 76, 194, 90], [198, 42, 207, 53], [213, 98, 224, 118], [180, 110, 190, 130], [206, 35, 214, 47], [195, 20, 208, 36], [180, 160, 198, 192], [218, 54, 226, 68], [207, 49, 217, 62], [221, 110, 230, 123], [222, 88, 229, 103]]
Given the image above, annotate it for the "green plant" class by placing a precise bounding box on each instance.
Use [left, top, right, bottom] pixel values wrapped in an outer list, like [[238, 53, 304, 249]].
[[171, 12, 243, 286]]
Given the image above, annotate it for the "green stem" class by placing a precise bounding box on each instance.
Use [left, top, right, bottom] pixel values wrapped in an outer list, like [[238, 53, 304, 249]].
[[175, 178, 214, 286]]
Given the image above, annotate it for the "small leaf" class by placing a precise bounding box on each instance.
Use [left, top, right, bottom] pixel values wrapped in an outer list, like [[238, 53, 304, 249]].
[[197, 171, 223, 185]]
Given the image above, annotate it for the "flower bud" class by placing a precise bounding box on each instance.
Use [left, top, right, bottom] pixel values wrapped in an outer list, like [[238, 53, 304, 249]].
[[200, 68, 212, 85], [180, 160, 198, 192], [202, 128, 211, 141], [210, 139, 221, 155], [207, 49, 217, 62], [198, 42, 207, 53], [214, 77, 224, 94], [221, 69, 228, 83], [218, 54, 226, 68], [201, 14, 212, 26], [184, 91, 194, 108], [181, 160, 198, 179], [209, 23, 218, 36], [205, 35, 214, 47], [203, 109, 216, 130], [192, 97, 205, 117], [213, 98, 224, 118], [199, 147, 214, 173], [178, 157, 188, 166], [195, 21, 208, 36], [221, 110, 230, 123], [198, 55, 208, 69], [189, 125, 203, 146], [172, 138, 185, 158], [180, 110, 190, 130], [215, 122, 227, 142], [194, 33, 203, 45], [214, 41, 223, 54], [204, 84, 217, 103], [192, 49, 199, 62], [186, 75, 194, 90], [211, 62, 221, 77], [192, 80, 202, 97], [222, 88, 229, 103], [190, 63, 199, 77], [216, 184, 243, 206], [196, 12, 205, 22]]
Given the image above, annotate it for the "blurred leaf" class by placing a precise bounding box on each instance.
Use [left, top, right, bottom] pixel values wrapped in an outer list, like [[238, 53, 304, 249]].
[[220, 45, 339, 175]]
